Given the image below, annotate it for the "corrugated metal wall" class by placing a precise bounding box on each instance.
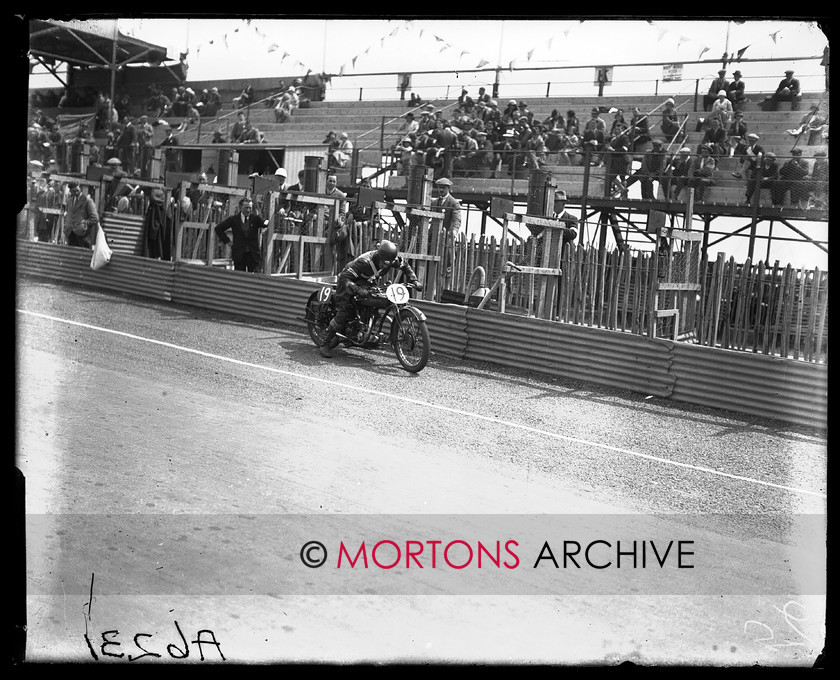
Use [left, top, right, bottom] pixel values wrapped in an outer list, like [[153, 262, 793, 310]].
[[16, 241, 827, 429], [670, 343, 827, 429], [413, 301, 468, 360], [102, 214, 144, 256], [172, 265, 322, 329], [463, 307, 676, 398], [17, 240, 174, 301], [281, 146, 328, 182]]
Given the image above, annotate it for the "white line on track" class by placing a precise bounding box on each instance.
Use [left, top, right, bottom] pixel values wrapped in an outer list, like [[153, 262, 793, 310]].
[[19, 309, 826, 499]]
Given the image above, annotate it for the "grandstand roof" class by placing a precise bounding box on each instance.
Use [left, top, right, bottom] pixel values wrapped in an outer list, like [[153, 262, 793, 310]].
[[29, 19, 170, 69]]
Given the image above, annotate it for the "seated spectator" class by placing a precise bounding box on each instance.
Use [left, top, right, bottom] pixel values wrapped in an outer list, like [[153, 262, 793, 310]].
[[330, 132, 353, 168], [709, 90, 734, 132], [211, 129, 227, 143], [230, 112, 247, 142], [762, 70, 802, 111], [398, 112, 420, 142], [701, 118, 728, 158], [408, 92, 424, 107], [233, 83, 255, 109], [114, 92, 132, 121], [582, 107, 607, 161], [703, 69, 730, 111], [779, 148, 810, 208], [609, 109, 629, 139], [731, 132, 764, 180], [525, 126, 547, 171], [786, 104, 828, 145], [476, 87, 491, 104], [807, 150, 828, 209], [660, 98, 684, 144], [665, 147, 693, 201], [240, 122, 265, 144], [458, 89, 475, 113], [728, 110, 749, 158], [629, 107, 651, 152], [274, 87, 298, 123], [744, 152, 781, 205], [473, 130, 495, 178], [685, 144, 717, 202], [397, 138, 414, 176], [543, 109, 566, 132], [726, 70, 746, 112], [565, 110, 580, 136]]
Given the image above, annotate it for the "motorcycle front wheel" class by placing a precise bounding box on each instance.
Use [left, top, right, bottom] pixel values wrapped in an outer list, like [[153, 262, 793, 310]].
[[304, 291, 331, 346], [392, 308, 430, 373]]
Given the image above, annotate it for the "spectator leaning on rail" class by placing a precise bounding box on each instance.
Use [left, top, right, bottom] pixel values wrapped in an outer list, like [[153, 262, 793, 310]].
[[744, 152, 781, 206], [214, 196, 269, 273], [317, 240, 421, 358], [62, 182, 100, 249], [786, 104, 828, 146]]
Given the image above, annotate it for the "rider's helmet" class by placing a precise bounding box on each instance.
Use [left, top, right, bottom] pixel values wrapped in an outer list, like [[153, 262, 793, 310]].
[[376, 240, 399, 268]]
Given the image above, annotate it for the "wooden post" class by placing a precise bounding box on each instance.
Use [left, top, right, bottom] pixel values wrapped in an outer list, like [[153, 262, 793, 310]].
[[263, 190, 277, 274]]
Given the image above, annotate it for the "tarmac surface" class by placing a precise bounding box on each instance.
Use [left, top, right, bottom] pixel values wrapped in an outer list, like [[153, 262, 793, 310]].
[[16, 277, 826, 666]]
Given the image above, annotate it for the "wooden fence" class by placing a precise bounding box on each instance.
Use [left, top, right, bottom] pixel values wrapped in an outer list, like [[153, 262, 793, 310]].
[[447, 235, 828, 363]]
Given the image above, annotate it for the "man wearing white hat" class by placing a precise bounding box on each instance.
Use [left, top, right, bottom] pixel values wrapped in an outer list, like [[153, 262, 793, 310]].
[[731, 133, 763, 179]]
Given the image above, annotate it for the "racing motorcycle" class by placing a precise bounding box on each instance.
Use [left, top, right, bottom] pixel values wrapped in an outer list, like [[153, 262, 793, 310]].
[[304, 282, 431, 372]]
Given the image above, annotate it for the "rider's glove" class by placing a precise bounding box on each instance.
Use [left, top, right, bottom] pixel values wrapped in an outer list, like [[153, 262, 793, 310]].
[[410, 280, 423, 292], [355, 288, 369, 299]]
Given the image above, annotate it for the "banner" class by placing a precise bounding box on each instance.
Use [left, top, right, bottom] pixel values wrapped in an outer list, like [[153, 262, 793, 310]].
[[662, 63, 684, 82]]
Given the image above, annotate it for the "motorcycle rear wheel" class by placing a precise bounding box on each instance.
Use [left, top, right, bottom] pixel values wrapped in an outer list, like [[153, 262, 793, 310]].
[[305, 292, 331, 347], [392, 309, 430, 373]]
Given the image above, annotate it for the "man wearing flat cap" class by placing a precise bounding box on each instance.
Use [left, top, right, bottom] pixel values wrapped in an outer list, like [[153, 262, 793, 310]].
[[780, 147, 810, 208], [732, 132, 764, 179], [745, 151, 780, 206], [626, 138, 668, 199], [582, 107, 607, 158], [704, 69, 730, 112], [433, 178, 462, 278], [764, 69, 802, 111]]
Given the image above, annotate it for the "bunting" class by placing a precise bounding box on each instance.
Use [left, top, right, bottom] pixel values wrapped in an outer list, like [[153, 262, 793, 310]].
[[267, 43, 278, 53], [698, 46, 710, 60], [769, 30, 781, 44], [736, 45, 750, 61], [526, 48, 534, 61], [476, 59, 489, 68]]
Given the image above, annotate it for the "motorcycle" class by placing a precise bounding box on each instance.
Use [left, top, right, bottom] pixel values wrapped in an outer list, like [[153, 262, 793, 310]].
[[304, 281, 431, 372]]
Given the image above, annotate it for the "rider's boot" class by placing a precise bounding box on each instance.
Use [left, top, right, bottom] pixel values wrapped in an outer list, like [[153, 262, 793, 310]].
[[319, 320, 341, 358]]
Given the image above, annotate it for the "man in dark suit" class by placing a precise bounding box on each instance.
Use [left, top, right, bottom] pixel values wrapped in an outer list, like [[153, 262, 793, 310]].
[[214, 197, 268, 272], [764, 70, 802, 111], [703, 69, 730, 111]]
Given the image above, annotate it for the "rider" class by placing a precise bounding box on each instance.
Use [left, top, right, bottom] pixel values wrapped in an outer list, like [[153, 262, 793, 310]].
[[319, 239, 422, 358]]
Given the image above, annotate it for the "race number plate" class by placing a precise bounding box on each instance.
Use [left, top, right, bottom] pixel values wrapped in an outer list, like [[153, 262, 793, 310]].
[[386, 283, 410, 304], [318, 286, 333, 302]]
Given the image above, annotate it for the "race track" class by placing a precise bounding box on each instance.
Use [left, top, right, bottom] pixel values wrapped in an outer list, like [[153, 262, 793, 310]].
[[16, 277, 826, 666]]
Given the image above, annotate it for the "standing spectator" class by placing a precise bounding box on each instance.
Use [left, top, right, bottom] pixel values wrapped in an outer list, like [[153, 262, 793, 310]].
[[398, 112, 419, 141], [626, 138, 667, 199], [432, 177, 462, 276], [116, 117, 138, 174], [458, 89, 475, 113], [609, 109, 628, 139], [762, 70, 802, 111], [745, 152, 780, 205], [473, 131, 495, 178], [604, 139, 632, 198], [137, 115, 154, 178], [62, 182, 99, 249], [142, 187, 172, 259], [203, 87, 223, 117], [820, 45, 829, 91], [726, 70, 746, 112], [214, 197, 268, 272], [703, 70, 730, 111], [431, 120, 458, 179], [159, 126, 181, 173], [454, 129, 480, 176], [324, 173, 348, 222], [779, 148, 810, 208]]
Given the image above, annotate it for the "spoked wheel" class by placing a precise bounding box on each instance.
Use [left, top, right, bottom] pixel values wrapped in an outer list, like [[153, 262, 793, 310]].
[[305, 292, 331, 347], [392, 309, 430, 373]]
